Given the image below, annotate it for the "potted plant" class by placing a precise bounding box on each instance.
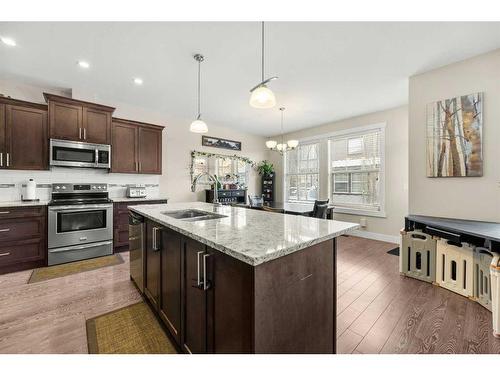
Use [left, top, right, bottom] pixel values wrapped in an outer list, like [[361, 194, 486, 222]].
[[257, 160, 274, 177]]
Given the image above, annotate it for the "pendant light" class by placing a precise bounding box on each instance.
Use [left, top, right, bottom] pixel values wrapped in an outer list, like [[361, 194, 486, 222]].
[[249, 22, 278, 109], [266, 107, 298, 154], [190, 54, 208, 133]]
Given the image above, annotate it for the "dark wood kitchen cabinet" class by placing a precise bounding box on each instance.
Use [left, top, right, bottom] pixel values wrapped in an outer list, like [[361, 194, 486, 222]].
[[138, 213, 337, 354], [44, 93, 115, 144], [159, 227, 182, 345], [144, 220, 161, 311], [111, 117, 163, 175], [0, 206, 47, 275], [0, 97, 48, 171], [182, 237, 208, 353]]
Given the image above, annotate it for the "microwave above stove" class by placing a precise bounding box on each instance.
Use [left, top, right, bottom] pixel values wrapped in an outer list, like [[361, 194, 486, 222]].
[[50, 139, 111, 169]]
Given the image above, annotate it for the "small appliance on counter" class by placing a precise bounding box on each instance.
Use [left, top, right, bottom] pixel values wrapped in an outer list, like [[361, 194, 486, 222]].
[[127, 185, 147, 198]]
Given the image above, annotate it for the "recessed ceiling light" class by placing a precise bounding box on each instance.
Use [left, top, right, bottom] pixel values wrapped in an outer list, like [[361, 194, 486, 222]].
[[1, 37, 16, 47], [77, 61, 90, 69], [134, 78, 143, 85]]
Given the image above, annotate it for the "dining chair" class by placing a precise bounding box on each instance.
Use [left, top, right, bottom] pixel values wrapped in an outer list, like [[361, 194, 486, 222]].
[[313, 204, 329, 219], [310, 199, 329, 217]]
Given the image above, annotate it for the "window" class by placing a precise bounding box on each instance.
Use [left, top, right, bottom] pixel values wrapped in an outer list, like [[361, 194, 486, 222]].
[[192, 156, 249, 188], [330, 126, 384, 215], [285, 143, 319, 202]]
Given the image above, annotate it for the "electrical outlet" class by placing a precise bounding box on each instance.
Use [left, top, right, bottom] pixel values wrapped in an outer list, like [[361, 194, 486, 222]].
[[359, 217, 367, 228]]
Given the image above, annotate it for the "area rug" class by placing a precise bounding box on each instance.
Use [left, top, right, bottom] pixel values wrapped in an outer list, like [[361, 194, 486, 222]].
[[386, 247, 400, 256], [86, 302, 178, 354], [28, 254, 124, 283]]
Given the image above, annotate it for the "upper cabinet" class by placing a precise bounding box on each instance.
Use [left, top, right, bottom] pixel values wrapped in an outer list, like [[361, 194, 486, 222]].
[[111, 117, 163, 175], [0, 97, 48, 170], [44, 93, 115, 144]]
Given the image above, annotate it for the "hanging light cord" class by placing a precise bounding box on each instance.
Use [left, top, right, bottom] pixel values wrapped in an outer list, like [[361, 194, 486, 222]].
[[261, 21, 265, 83], [197, 58, 202, 119], [281, 108, 285, 146]]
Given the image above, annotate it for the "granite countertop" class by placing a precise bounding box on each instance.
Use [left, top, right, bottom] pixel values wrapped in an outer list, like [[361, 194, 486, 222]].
[[111, 197, 169, 203], [0, 200, 50, 208], [130, 202, 359, 266]]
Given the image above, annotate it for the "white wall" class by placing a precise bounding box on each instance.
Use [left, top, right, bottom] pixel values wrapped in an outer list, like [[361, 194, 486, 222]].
[[269, 106, 408, 239], [0, 79, 268, 203], [409, 49, 500, 222]]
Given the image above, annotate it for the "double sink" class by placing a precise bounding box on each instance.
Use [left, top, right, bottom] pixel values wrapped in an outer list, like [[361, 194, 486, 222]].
[[162, 209, 227, 222]]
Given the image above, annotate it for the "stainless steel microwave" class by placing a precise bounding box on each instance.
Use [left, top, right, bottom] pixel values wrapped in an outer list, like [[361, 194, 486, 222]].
[[50, 139, 111, 169]]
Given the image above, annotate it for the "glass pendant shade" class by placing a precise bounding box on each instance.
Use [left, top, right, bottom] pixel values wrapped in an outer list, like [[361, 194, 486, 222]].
[[249, 85, 276, 109], [287, 139, 299, 149], [276, 143, 286, 151], [266, 140, 278, 149], [190, 119, 208, 133]]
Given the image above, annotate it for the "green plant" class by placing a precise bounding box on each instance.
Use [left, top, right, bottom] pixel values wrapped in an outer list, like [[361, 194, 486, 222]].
[[257, 160, 274, 176]]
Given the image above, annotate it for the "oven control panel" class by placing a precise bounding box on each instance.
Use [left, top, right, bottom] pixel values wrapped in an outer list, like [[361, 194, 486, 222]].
[[52, 183, 108, 192]]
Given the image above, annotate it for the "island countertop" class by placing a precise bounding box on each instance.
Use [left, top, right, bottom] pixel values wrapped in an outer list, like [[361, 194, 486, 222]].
[[129, 202, 359, 266]]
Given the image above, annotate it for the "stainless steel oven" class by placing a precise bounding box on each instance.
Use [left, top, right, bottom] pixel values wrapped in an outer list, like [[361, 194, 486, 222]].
[[50, 139, 111, 169], [48, 183, 113, 265]]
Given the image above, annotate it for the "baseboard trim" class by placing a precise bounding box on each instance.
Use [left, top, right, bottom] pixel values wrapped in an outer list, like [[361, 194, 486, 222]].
[[349, 229, 399, 245]]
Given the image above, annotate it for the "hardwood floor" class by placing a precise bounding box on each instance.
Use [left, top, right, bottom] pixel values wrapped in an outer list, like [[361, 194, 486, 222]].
[[336, 236, 500, 354], [0, 236, 498, 353]]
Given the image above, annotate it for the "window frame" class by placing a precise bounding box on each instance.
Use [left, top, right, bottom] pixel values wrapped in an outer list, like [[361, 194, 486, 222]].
[[328, 123, 386, 217], [284, 141, 320, 203]]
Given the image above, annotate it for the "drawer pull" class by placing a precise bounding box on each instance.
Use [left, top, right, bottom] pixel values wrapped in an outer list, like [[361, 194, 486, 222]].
[[0, 211, 10, 215], [0, 252, 11, 257], [0, 228, 10, 232]]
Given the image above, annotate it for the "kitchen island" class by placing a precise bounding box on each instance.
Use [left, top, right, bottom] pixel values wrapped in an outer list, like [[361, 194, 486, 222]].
[[129, 202, 358, 354]]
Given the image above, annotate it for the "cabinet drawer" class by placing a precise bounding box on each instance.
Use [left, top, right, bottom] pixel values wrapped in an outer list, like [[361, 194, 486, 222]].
[[0, 238, 45, 266], [0, 206, 45, 219], [0, 217, 45, 242]]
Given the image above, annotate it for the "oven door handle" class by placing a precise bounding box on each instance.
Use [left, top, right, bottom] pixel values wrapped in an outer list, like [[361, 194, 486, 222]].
[[48, 240, 113, 253], [48, 204, 113, 211]]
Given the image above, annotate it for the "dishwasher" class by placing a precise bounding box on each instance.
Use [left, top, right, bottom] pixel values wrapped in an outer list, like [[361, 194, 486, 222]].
[[129, 211, 145, 293]]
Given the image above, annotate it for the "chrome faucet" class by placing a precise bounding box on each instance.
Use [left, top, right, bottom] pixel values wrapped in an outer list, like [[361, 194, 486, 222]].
[[191, 172, 222, 206]]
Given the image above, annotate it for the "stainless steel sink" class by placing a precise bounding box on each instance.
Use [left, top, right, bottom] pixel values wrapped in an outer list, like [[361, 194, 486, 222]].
[[161, 209, 227, 222]]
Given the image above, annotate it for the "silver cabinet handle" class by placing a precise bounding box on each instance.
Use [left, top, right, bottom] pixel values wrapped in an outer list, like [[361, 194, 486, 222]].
[[0, 228, 10, 232], [152, 227, 161, 251], [203, 254, 211, 290], [0, 152, 3, 167], [84, 128, 87, 140], [0, 252, 11, 257], [79, 128, 82, 139], [0, 211, 10, 215], [196, 250, 204, 287], [6, 153, 9, 167], [152, 227, 157, 250]]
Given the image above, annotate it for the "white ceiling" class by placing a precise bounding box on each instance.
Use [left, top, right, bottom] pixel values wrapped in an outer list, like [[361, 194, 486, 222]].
[[1, 22, 500, 136]]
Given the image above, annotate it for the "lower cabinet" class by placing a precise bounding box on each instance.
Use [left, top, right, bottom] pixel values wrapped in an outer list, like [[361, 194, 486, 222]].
[[144, 220, 161, 310], [159, 227, 182, 345], [141, 217, 335, 354]]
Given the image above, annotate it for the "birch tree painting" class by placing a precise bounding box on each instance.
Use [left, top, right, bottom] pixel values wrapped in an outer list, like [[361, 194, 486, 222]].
[[426, 93, 483, 177]]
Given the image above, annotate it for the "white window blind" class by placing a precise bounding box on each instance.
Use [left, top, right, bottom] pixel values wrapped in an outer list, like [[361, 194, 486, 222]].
[[330, 128, 383, 212], [285, 143, 319, 202]]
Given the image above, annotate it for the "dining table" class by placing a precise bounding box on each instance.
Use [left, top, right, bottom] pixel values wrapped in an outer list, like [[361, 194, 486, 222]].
[[234, 201, 335, 217]]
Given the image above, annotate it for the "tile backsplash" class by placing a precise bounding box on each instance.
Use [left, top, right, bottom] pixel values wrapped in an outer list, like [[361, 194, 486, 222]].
[[0, 167, 161, 201]]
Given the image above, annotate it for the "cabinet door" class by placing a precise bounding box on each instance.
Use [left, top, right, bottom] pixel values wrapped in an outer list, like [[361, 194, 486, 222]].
[[49, 101, 83, 141], [5, 105, 48, 170], [144, 221, 161, 310], [0, 104, 5, 167], [182, 237, 207, 353], [111, 120, 139, 173], [138, 127, 162, 174], [83, 107, 111, 144], [160, 228, 182, 345]]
